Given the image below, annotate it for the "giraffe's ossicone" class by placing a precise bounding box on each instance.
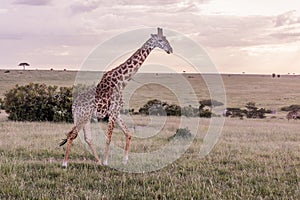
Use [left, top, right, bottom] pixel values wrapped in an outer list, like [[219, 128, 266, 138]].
[[60, 27, 173, 168]]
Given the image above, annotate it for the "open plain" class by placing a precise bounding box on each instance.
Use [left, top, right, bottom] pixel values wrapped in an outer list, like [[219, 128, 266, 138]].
[[0, 70, 299, 199]]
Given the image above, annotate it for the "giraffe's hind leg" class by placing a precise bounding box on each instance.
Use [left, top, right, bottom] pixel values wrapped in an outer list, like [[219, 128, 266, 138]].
[[116, 116, 131, 164], [83, 122, 101, 165], [103, 116, 115, 166], [61, 126, 78, 168]]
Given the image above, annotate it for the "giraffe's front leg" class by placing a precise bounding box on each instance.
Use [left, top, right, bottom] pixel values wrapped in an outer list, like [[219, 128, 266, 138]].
[[116, 116, 131, 164], [103, 117, 115, 166]]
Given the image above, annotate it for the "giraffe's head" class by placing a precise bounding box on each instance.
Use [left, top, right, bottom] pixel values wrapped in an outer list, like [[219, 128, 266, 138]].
[[150, 27, 173, 54]]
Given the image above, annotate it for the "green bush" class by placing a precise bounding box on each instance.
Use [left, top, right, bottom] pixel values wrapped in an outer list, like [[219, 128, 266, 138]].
[[165, 104, 181, 116], [139, 99, 215, 118], [139, 99, 181, 116], [225, 102, 271, 119], [3, 83, 73, 122], [198, 99, 221, 118], [181, 105, 198, 117], [199, 109, 212, 118], [245, 102, 266, 119], [139, 99, 164, 115], [225, 107, 246, 118]]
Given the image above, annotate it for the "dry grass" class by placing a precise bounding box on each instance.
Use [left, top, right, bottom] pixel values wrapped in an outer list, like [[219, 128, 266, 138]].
[[0, 70, 299, 199], [0, 69, 75, 99], [0, 117, 299, 199]]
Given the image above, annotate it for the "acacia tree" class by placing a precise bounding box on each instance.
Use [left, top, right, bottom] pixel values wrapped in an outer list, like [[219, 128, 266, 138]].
[[18, 62, 30, 70]]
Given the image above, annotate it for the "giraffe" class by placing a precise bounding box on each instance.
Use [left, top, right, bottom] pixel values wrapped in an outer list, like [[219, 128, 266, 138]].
[[286, 110, 299, 121], [60, 27, 173, 167]]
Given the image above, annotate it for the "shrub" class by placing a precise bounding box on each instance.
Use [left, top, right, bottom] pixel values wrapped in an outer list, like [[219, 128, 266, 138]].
[[181, 105, 198, 117], [281, 105, 300, 112], [225, 107, 246, 118], [52, 86, 73, 122], [198, 99, 222, 118], [3, 83, 73, 122], [199, 99, 224, 107], [199, 109, 212, 118], [246, 108, 266, 119], [225, 102, 270, 119], [169, 127, 192, 140], [139, 99, 215, 118], [139, 99, 165, 115], [245, 102, 267, 119], [165, 104, 181, 116], [138, 99, 181, 116]]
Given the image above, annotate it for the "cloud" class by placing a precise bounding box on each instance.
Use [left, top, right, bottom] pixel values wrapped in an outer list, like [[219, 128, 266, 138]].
[[268, 10, 300, 43], [191, 12, 300, 49], [242, 43, 300, 55], [69, 0, 211, 15], [0, 33, 22, 40], [13, 0, 52, 6], [0, 8, 8, 14], [191, 15, 274, 48], [270, 26, 300, 42], [275, 10, 300, 27], [2, 0, 300, 73], [70, 0, 101, 14], [107, 0, 211, 7]]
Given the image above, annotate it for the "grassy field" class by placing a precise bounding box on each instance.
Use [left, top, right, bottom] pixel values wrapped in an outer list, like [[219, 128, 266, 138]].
[[0, 70, 299, 199]]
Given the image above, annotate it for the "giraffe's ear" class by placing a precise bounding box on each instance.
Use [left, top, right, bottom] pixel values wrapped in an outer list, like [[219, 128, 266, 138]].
[[157, 27, 163, 37]]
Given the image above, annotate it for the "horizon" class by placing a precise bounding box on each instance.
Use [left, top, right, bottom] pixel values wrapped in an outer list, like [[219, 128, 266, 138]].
[[1, 68, 299, 76], [1, 1, 300, 74]]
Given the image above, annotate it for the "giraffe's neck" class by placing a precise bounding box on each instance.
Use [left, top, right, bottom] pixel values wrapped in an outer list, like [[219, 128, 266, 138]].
[[109, 38, 155, 86]]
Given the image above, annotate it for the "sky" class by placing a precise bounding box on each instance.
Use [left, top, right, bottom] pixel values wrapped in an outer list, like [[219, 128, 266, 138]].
[[1, 0, 300, 74]]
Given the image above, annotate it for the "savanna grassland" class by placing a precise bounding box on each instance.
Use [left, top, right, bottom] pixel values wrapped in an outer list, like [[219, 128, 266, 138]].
[[0, 70, 299, 199]]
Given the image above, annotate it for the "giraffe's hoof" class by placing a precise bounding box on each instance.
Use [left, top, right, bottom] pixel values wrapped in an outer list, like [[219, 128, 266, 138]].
[[122, 156, 128, 165], [96, 160, 102, 166], [103, 160, 108, 166], [62, 161, 68, 168]]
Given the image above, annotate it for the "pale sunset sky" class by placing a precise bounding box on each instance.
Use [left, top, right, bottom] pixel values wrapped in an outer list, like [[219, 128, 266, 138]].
[[1, 0, 300, 74]]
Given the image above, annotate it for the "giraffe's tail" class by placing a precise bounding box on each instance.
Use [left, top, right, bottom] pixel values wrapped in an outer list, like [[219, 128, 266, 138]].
[[59, 139, 68, 146], [59, 126, 78, 146]]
